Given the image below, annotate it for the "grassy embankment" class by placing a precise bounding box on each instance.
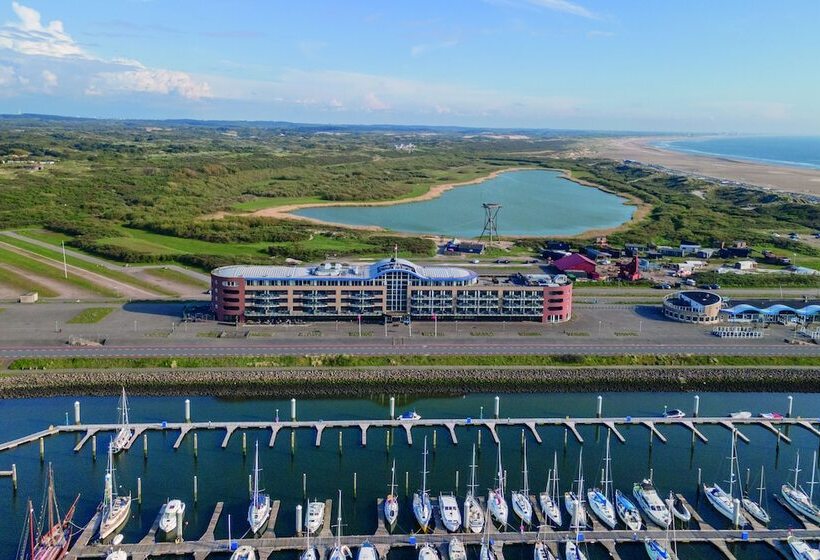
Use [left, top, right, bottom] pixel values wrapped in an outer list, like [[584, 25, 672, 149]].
[[142, 267, 209, 289], [66, 307, 115, 324], [8, 354, 818, 370], [0, 245, 118, 297], [0, 266, 58, 297]]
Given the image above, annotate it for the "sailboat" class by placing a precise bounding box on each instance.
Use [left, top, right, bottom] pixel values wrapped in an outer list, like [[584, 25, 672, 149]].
[[487, 443, 509, 526], [413, 436, 432, 531], [563, 449, 587, 530], [539, 452, 562, 527], [357, 541, 378, 560], [231, 546, 258, 560], [418, 543, 440, 560], [480, 515, 496, 560], [782, 450, 820, 524], [511, 435, 533, 526], [106, 550, 128, 560], [587, 430, 617, 529], [384, 459, 399, 530], [564, 513, 587, 560], [98, 440, 132, 541], [463, 444, 485, 533], [614, 489, 642, 531], [20, 465, 80, 560], [533, 541, 556, 560], [300, 516, 318, 560], [741, 465, 770, 524], [248, 441, 272, 535], [329, 490, 352, 560], [645, 504, 679, 560], [786, 536, 820, 560], [703, 430, 748, 527], [110, 388, 133, 455], [449, 537, 467, 560]]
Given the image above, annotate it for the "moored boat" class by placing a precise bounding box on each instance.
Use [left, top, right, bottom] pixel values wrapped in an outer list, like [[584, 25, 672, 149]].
[[357, 541, 378, 560], [329, 490, 352, 560], [703, 430, 748, 527], [449, 537, 467, 560], [615, 489, 642, 531], [663, 409, 685, 419], [487, 444, 509, 526], [644, 538, 677, 560], [534, 541, 555, 560], [760, 412, 784, 420], [231, 546, 258, 560], [666, 493, 691, 523], [106, 551, 128, 560], [781, 451, 820, 524], [511, 436, 533, 527], [564, 450, 587, 529], [158, 499, 186, 538], [742, 466, 770, 524], [21, 465, 80, 560], [586, 430, 616, 529], [384, 459, 399, 530], [413, 437, 432, 531], [633, 479, 670, 527], [397, 411, 421, 421], [539, 452, 562, 527], [418, 543, 439, 560], [305, 499, 325, 535], [729, 411, 752, 419], [98, 441, 132, 541], [248, 441, 272, 535], [787, 535, 820, 560], [439, 492, 462, 532], [110, 387, 133, 455], [464, 445, 485, 533]]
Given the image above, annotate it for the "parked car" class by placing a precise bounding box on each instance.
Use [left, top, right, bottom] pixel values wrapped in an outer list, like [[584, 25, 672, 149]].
[[495, 258, 511, 264], [470, 259, 480, 264], [654, 283, 672, 289]]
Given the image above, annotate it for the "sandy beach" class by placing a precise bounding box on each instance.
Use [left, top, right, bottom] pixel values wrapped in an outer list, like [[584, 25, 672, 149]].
[[587, 136, 820, 198]]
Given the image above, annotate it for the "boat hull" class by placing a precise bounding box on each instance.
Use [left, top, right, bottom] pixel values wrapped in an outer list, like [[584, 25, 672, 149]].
[[248, 495, 271, 535], [231, 546, 258, 560], [633, 482, 670, 528], [488, 490, 509, 526], [614, 490, 642, 531], [782, 485, 820, 524], [464, 495, 485, 533], [99, 497, 131, 541], [703, 484, 747, 526], [511, 491, 533, 526], [539, 493, 562, 526], [586, 489, 616, 529]]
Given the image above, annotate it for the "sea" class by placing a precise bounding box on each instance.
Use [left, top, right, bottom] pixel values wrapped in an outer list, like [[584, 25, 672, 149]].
[[655, 136, 820, 170]]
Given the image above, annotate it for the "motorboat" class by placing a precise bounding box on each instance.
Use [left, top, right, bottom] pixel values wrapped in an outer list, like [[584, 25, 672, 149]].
[[106, 551, 128, 560], [418, 543, 439, 560], [644, 538, 677, 560], [397, 411, 421, 421], [357, 541, 378, 560], [666, 493, 691, 523], [729, 411, 752, 419], [782, 451, 820, 524], [760, 412, 784, 420], [703, 430, 748, 527], [110, 387, 133, 454], [742, 466, 770, 524], [248, 441, 271, 535], [564, 449, 587, 529], [487, 443, 509, 526], [384, 459, 399, 530], [533, 541, 555, 560], [329, 490, 352, 560], [231, 546, 258, 560], [439, 492, 462, 532], [787, 536, 820, 560], [305, 499, 326, 535], [663, 409, 685, 419], [158, 499, 186, 538], [614, 489, 642, 531], [633, 479, 670, 527], [539, 452, 562, 527], [20, 465, 79, 560], [99, 441, 132, 541], [464, 444, 485, 533], [587, 430, 617, 529], [413, 437, 432, 531], [511, 436, 533, 526], [449, 537, 467, 560]]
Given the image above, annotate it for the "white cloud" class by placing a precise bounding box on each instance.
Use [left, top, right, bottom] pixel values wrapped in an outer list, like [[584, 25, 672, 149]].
[[41, 68, 57, 88], [364, 92, 390, 111], [587, 30, 614, 38], [87, 67, 212, 100], [0, 1, 88, 58], [486, 0, 597, 19], [410, 39, 459, 58]]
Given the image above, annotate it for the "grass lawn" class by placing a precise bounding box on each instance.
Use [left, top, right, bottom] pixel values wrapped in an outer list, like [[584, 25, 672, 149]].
[[0, 266, 59, 297], [143, 267, 209, 289], [110, 227, 271, 258], [0, 245, 118, 297], [66, 307, 115, 324]]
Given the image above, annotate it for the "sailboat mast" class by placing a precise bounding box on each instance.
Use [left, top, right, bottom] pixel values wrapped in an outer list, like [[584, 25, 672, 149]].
[[758, 465, 765, 505], [47, 464, 55, 534], [552, 452, 559, 499], [522, 437, 529, 496], [811, 450, 817, 501], [469, 444, 478, 495], [604, 430, 612, 500], [577, 449, 584, 495], [335, 489, 343, 548], [390, 459, 397, 495], [497, 444, 504, 494], [253, 441, 260, 503], [28, 499, 35, 557], [121, 387, 129, 426], [794, 451, 801, 489], [728, 430, 737, 498], [421, 436, 428, 496]]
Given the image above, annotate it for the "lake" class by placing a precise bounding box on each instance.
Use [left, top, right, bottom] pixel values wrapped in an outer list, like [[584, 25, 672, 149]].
[[1, 391, 817, 559], [292, 169, 636, 237]]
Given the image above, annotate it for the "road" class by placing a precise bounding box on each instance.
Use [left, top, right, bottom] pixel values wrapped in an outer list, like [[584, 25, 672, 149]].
[[1, 339, 817, 359]]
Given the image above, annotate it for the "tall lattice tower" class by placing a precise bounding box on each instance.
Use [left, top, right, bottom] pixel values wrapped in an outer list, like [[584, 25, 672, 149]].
[[479, 203, 501, 243]]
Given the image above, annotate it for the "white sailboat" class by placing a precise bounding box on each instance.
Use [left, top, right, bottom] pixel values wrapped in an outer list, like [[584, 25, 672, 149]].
[[98, 440, 132, 540], [248, 441, 271, 535], [742, 465, 770, 524], [418, 543, 440, 560], [480, 514, 496, 560], [110, 388, 133, 455], [565, 515, 587, 560], [539, 452, 562, 527], [703, 430, 748, 527], [633, 478, 670, 528], [534, 541, 556, 560], [782, 450, 820, 524], [449, 537, 467, 560], [463, 444, 485, 533], [487, 443, 509, 526], [158, 499, 186, 538], [413, 436, 432, 531], [645, 505, 678, 560], [231, 546, 258, 560], [787, 536, 820, 560], [329, 490, 352, 560], [357, 540, 378, 560], [614, 489, 642, 531], [587, 430, 617, 529], [439, 491, 462, 532], [305, 499, 326, 535], [106, 551, 128, 560], [384, 459, 399, 530], [564, 449, 587, 530], [511, 435, 533, 526], [301, 517, 318, 560]]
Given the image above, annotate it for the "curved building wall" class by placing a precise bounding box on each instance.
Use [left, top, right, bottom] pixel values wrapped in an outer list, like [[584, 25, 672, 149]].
[[662, 291, 722, 324]]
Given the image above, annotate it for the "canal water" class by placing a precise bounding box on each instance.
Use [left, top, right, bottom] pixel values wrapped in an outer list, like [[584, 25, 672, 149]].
[[291, 169, 636, 237], [1, 392, 818, 559]]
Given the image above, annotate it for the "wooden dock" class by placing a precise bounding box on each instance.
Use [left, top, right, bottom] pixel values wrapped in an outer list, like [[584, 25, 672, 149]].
[[3, 414, 817, 455]]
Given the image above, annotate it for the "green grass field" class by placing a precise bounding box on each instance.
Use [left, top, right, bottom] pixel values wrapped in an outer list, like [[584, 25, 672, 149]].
[[143, 267, 209, 289], [0, 245, 118, 297], [0, 266, 58, 297], [66, 307, 115, 324]]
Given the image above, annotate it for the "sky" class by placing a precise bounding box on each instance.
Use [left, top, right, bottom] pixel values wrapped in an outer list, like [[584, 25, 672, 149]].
[[0, 1, 819, 133]]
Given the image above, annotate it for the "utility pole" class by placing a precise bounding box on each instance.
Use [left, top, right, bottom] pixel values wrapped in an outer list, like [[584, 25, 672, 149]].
[[61, 242, 68, 279]]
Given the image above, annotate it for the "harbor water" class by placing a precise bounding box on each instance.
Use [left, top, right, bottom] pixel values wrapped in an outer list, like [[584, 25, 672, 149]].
[[292, 169, 636, 237], [1, 391, 819, 559]]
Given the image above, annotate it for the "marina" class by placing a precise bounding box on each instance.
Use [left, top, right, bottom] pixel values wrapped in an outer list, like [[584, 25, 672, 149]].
[[2, 392, 820, 560]]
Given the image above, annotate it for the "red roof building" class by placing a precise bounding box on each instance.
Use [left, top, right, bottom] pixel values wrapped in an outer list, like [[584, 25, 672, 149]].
[[553, 253, 599, 280]]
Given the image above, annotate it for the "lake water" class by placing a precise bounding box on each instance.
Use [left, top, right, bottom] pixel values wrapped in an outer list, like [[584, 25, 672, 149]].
[[292, 170, 636, 237], [1, 392, 817, 559], [656, 136, 820, 170]]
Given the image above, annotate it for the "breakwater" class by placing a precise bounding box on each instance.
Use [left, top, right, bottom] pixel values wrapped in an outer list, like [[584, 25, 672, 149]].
[[2, 366, 820, 398]]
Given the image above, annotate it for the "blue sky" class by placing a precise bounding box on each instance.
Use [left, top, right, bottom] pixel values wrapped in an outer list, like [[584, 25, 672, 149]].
[[1, 1, 819, 133]]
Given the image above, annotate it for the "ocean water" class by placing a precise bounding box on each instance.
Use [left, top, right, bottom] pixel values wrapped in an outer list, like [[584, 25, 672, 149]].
[[292, 169, 635, 237], [656, 136, 820, 170], [1, 392, 818, 558]]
